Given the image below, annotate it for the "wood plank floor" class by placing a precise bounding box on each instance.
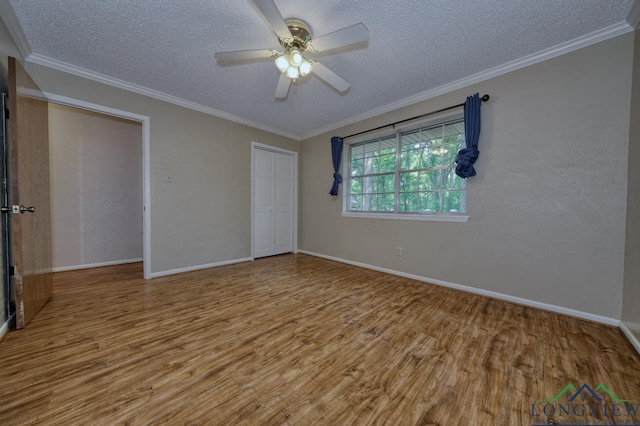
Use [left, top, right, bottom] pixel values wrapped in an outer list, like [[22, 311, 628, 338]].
[[0, 254, 638, 425]]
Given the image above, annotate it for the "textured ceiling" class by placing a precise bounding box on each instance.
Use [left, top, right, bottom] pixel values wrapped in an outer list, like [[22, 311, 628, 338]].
[[5, 0, 636, 139]]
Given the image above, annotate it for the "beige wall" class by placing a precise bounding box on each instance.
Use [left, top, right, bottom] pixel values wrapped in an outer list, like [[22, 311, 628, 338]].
[[0, 18, 299, 277], [622, 28, 640, 342], [27, 65, 300, 274], [49, 103, 143, 269], [0, 12, 637, 325], [300, 34, 634, 320]]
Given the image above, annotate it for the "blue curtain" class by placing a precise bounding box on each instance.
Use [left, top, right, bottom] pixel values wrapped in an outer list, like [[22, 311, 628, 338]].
[[455, 93, 481, 178], [329, 136, 344, 196]]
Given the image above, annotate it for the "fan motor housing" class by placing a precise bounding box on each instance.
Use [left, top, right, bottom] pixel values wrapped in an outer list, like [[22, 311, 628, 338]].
[[279, 18, 312, 50]]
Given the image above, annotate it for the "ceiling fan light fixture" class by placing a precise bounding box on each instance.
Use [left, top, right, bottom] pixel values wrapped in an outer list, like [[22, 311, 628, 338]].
[[275, 54, 289, 72], [286, 65, 300, 79], [215, 0, 369, 99], [289, 49, 303, 67], [299, 60, 312, 76]]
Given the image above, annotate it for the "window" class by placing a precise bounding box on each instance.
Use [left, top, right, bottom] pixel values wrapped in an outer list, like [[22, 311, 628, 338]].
[[345, 116, 467, 219]]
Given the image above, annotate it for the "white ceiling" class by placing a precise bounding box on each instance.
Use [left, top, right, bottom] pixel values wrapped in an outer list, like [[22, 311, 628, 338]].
[[3, 0, 638, 139]]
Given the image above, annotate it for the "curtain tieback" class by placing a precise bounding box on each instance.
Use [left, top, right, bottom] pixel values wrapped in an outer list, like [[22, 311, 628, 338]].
[[333, 172, 343, 183], [455, 147, 479, 164]]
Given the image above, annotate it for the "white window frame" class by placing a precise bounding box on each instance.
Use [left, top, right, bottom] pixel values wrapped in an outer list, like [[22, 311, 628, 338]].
[[341, 113, 470, 223]]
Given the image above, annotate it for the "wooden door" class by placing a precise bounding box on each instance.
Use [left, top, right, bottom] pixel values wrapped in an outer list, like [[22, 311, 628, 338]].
[[253, 147, 293, 258], [8, 57, 52, 329]]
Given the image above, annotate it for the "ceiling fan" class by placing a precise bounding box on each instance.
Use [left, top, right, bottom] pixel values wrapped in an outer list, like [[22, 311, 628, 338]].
[[215, 0, 369, 99]]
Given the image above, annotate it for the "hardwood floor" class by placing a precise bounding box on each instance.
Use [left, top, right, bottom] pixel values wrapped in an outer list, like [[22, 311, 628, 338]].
[[0, 254, 638, 425]]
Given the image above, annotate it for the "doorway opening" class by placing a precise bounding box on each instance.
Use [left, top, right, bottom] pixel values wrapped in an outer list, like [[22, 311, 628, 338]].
[[49, 103, 143, 273], [46, 94, 151, 279]]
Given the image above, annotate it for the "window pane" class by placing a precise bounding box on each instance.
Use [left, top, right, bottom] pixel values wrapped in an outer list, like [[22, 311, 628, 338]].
[[363, 142, 378, 155], [351, 144, 364, 160], [350, 177, 362, 194], [362, 193, 374, 211], [440, 144, 458, 166], [459, 190, 467, 213], [444, 168, 465, 190], [400, 148, 420, 171], [351, 158, 364, 177], [363, 154, 395, 174], [379, 147, 395, 156], [362, 154, 395, 174], [361, 193, 395, 212], [420, 146, 436, 169], [347, 117, 466, 216], [377, 193, 395, 211], [350, 194, 363, 211], [400, 120, 465, 171], [421, 144, 455, 169], [442, 190, 464, 213], [443, 121, 464, 142], [365, 193, 381, 211], [399, 192, 418, 212], [375, 174, 395, 193], [401, 131, 421, 149], [400, 171, 419, 192], [419, 170, 443, 191], [377, 153, 396, 173], [363, 155, 376, 174], [420, 191, 441, 212], [362, 176, 375, 193]]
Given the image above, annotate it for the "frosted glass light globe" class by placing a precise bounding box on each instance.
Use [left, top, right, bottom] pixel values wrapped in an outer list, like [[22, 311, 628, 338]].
[[289, 50, 303, 67], [275, 55, 289, 72], [286, 66, 300, 79], [299, 60, 312, 76]]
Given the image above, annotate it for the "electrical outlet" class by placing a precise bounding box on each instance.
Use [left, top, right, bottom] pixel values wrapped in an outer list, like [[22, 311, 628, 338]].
[[397, 247, 403, 256]]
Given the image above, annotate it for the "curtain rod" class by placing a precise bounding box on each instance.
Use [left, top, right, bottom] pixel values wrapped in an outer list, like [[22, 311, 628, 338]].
[[342, 94, 490, 140]]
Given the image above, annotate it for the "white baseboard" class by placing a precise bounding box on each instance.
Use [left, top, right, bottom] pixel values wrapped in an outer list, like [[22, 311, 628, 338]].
[[298, 250, 620, 327], [620, 321, 640, 356], [52, 258, 143, 272], [150, 257, 252, 278]]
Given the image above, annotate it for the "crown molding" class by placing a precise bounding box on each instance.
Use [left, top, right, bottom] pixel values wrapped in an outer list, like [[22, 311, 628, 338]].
[[26, 53, 300, 141], [0, 2, 32, 59], [628, 0, 640, 29], [17, 18, 633, 142], [301, 21, 633, 140]]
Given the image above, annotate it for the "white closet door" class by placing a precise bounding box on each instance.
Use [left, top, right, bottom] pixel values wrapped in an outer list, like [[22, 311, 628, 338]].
[[273, 153, 294, 254], [253, 147, 294, 258], [254, 149, 275, 258]]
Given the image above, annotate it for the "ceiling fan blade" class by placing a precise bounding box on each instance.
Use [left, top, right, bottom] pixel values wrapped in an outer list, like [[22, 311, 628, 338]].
[[309, 23, 369, 52], [312, 62, 350, 92], [275, 73, 291, 98], [215, 49, 276, 61], [252, 0, 292, 40]]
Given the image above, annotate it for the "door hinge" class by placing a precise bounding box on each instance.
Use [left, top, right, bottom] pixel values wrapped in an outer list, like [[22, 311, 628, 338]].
[[9, 266, 14, 276], [4, 108, 9, 119]]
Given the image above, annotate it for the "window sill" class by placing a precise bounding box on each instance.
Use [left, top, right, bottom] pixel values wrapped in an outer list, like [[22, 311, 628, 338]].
[[341, 212, 469, 223]]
